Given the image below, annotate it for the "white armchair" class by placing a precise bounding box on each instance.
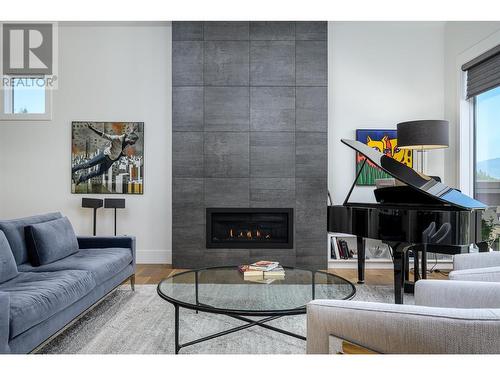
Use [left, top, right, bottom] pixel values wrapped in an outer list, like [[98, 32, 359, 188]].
[[449, 251, 500, 282], [306, 279, 500, 354]]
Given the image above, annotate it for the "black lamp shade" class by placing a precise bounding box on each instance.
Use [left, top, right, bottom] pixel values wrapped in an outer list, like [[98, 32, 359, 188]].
[[82, 198, 103, 209], [104, 198, 126, 209], [397, 120, 449, 150]]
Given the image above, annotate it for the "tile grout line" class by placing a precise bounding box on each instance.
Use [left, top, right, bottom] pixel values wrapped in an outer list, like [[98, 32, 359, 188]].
[[248, 31, 251, 209], [202, 22, 207, 264], [294, 21, 298, 263]]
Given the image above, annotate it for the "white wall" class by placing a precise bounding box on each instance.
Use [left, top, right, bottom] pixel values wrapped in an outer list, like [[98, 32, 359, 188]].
[[0, 22, 172, 263], [443, 22, 500, 189], [328, 22, 446, 204]]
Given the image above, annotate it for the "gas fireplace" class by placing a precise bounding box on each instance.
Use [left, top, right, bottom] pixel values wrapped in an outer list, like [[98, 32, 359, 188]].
[[206, 208, 293, 249]]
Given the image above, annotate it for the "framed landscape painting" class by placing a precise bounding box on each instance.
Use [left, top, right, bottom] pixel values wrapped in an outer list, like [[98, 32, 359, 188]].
[[71, 121, 144, 194], [355, 129, 413, 186]]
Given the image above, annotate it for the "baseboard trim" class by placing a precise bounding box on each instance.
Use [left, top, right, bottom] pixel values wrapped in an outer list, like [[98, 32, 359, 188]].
[[136, 250, 453, 269], [136, 249, 172, 264], [328, 259, 453, 270]]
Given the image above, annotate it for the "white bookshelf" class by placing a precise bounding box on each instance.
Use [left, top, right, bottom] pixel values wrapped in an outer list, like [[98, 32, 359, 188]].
[[327, 232, 394, 269], [327, 232, 453, 270]]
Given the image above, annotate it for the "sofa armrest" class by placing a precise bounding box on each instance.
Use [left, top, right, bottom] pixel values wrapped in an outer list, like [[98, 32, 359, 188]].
[[449, 266, 500, 282], [77, 236, 136, 266], [415, 279, 500, 308], [0, 291, 11, 354], [306, 299, 500, 354], [454, 251, 500, 271]]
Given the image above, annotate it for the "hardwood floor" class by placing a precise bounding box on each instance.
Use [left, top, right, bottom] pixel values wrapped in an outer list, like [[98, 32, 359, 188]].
[[134, 264, 175, 285], [134, 264, 448, 285]]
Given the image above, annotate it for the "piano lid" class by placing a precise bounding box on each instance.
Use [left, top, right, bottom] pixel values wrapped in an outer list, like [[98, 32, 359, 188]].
[[341, 138, 487, 210]]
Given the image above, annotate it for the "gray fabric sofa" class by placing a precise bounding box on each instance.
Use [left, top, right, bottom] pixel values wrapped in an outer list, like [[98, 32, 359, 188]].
[[307, 279, 500, 354], [449, 251, 500, 282], [0, 212, 136, 354]]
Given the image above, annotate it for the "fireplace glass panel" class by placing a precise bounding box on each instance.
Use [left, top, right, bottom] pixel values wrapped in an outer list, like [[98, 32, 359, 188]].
[[206, 208, 293, 249]]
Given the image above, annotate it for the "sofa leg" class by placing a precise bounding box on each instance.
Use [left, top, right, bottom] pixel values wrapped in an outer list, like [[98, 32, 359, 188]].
[[130, 274, 135, 291]]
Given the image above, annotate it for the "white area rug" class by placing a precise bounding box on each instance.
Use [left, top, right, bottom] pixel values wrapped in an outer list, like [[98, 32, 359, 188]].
[[39, 284, 411, 354]]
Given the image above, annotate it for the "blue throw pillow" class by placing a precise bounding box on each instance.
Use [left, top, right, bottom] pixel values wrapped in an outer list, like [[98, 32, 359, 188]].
[[0, 212, 63, 265], [0, 230, 18, 283], [25, 217, 79, 266]]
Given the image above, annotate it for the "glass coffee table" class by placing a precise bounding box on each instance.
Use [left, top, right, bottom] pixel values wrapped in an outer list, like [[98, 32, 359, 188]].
[[157, 266, 356, 354]]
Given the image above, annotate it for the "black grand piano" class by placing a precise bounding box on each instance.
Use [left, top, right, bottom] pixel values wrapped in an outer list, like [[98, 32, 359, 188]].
[[328, 139, 487, 304]]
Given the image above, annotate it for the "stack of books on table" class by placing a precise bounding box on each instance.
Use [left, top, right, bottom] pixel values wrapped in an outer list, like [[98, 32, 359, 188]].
[[238, 261, 285, 284]]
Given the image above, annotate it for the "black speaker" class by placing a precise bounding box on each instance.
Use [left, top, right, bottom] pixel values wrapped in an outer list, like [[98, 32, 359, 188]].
[[81, 198, 103, 235], [104, 198, 126, 235], [104, 198, 125, 209], [82, 198, 104, 209]]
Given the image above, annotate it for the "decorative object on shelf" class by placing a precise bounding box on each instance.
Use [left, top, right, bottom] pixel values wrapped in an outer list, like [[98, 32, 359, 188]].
[[81, 198, 103, 236], [397, 120, 449, 174], [104, 198, 126, 236], [71, 121, 144, 194], [355, 129, 413, 185], [367, 243, 391, 259]]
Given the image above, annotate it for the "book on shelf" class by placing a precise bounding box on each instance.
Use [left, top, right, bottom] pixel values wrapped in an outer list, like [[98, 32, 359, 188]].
[[330, 237, 337, 259], [333, 237, 341, 260], [336, 239, 351, 259], [336, 238, 343, 259]]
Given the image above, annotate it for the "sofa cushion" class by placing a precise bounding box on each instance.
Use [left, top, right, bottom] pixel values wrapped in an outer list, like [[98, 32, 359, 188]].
[[0, 270, 95, 338], [25, 217, 79, 266], [0, 231, 18, 283], [449, 266, 500, 282], [0, 212, 62, 265], [18, 248, 133, 285]]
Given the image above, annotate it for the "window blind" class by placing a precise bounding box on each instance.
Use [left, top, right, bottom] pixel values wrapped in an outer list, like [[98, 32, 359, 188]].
[[461, 44, 500, 99]]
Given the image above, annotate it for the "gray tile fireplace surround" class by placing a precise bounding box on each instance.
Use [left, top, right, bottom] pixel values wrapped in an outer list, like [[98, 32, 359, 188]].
[[172, 22, 327, 270]]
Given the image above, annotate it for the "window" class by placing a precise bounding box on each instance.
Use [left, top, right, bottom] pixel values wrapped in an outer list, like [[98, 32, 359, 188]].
[[0, 76, 51, 120], [474, 86, 500, 250]]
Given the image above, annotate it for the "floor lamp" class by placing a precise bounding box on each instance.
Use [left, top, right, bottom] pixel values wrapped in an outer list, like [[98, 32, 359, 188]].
[[397, 120, 449, 174], [397, 120, 449, 280], [104, 198, 126, 236], [82, 198, 103, 236]]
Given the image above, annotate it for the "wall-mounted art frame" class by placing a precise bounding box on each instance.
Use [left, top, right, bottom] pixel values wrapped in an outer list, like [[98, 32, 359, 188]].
[[355, 129, 413, 186], [71, 121, 144, 194]]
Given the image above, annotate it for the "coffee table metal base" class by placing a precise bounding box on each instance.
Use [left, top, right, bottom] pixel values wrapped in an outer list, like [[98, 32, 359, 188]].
[[173, 303, 306, 354]]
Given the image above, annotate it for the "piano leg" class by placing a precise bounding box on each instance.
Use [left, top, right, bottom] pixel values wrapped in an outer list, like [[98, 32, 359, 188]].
[[414, 249, 420, 281], [403, 251, 415, 294], [404, 251, 410, 281], [392, 244, 406, 304], [357, 236, 365, 284], [356, 236, 365, 284], [421, 244, 427, 279]]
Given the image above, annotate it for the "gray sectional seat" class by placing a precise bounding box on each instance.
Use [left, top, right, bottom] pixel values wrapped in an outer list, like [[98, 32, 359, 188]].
[[0, 212, 136, 354], [18, 248, 134, 285], [1, 270, 96, 339]]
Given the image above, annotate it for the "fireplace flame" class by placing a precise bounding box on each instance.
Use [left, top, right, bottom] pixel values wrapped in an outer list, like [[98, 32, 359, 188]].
[[227, 228, 271, 241]]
